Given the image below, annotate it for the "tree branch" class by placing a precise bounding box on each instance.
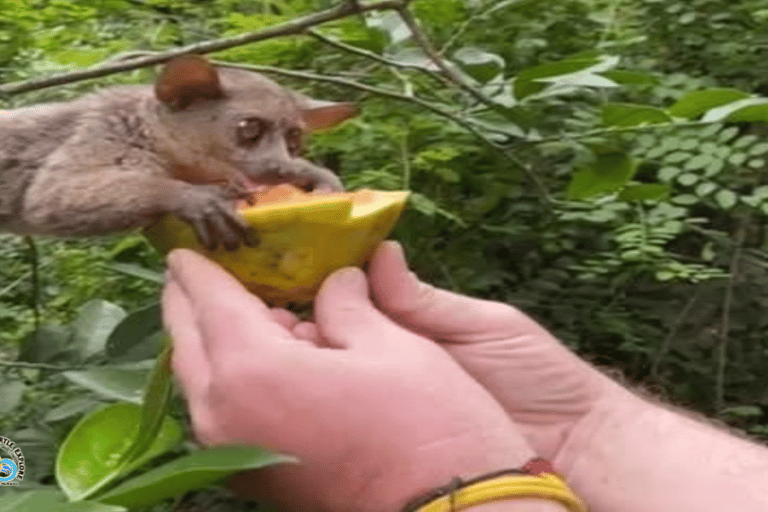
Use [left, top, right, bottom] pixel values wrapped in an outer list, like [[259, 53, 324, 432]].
[[0, 0, 408, 96], [307, 28, 452, 87], [396, 5, 501, 112]]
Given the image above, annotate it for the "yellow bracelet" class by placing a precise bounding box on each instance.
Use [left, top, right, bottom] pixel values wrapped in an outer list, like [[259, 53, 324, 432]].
[[414, 473, 588, 512]]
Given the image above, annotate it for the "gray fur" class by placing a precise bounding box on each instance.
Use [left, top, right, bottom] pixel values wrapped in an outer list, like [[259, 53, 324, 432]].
[[0, 61, 353, 249]]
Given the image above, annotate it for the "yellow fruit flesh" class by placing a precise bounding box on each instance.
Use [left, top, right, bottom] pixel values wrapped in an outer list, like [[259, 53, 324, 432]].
[[144, 187, 409, 305]]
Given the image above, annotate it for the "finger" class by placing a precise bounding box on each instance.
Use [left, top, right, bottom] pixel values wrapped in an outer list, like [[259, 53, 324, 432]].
[[166, 249, 294, 359], [291, 321, 322, 345], [314, 266, 426, 353], [162, 278, 211, 406], [369, 241, 551, 343], [270, 308, 301, 329]]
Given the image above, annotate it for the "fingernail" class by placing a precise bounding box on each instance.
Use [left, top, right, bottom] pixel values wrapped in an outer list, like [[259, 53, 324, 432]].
[[334, 267, 365, 286]]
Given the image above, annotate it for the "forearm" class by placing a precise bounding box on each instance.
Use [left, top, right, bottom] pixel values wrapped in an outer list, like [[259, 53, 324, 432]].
[[555, 385, 768, 512]]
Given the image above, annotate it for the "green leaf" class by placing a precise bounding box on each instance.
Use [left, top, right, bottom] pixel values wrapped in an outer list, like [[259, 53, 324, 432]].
[[97, 446, 296, 508], [658, 166, 682, 182], [677, 173, 699, 186], [618, 183, 670, 201], [721, 406, 762, 418], [117, 342, 175, 468], [64, 362, 153, 404], [601, 70, 658, 85], [728, 153, 748, 166], [45, 398, 103, 423], [749, 142, 768, 155], [683, 154, 714, 171], [704, 159, 725, 176], [513, 57, 601, 98], [668, 89, 750, 119], [602, 103, 671, 127], [0, 381, 27, 413], [703, 98, 768, 123], [663, 151, 693, 164], [106, 303, 163, 360], [453, 46, 504, 82], [567, 151, 636, 199], [71, 300, 127, 359], [0, 489, 127, 512], [715, 190, 737, 209], [18, 325, 72, 363], [695, 182, 717, 197], [56, 403, 182, 501]]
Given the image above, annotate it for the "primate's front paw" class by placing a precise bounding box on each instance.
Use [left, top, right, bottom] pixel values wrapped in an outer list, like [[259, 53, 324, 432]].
[[173, 184, 259, 251]]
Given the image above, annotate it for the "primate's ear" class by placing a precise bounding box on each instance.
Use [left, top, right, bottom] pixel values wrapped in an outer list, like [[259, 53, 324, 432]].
[[155, 55, 224, 110], [295, 95, 359, 132]]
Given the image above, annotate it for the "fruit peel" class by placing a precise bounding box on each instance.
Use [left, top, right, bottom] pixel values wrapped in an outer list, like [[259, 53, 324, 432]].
[[144, 187, 409, 305]]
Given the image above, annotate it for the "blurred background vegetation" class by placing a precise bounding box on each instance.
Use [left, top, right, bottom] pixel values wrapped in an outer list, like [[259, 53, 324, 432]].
[[3, 0, 768, 506]]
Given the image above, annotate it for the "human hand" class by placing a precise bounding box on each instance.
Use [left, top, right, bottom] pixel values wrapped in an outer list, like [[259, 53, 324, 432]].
[[365, 242, 633, 461], [162, 249, 539, 512]]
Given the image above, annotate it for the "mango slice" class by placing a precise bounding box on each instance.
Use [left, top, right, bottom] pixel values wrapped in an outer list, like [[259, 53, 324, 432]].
[[144, 185, 409, 305]]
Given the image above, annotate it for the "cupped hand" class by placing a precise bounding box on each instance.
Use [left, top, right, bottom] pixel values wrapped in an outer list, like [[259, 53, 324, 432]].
[[162, 249, 535, 512], [365, 242, 630, 461]]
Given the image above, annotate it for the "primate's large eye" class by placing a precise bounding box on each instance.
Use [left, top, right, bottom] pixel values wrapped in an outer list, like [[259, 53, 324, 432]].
[[285, 127, 303, 156], [236, 117, 268, 146]]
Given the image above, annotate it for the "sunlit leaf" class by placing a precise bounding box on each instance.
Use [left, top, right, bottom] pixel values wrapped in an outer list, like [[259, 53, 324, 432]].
[[567, 151, 636, 199], [98, 447, 296, 508], [602, 103, 671, 126], [56, 403, 182, 501]]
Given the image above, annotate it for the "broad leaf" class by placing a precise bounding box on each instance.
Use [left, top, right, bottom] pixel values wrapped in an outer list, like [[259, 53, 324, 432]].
[[567, 151, 636, 199], [64, 363, 153, 404], [602, 103, 671, 127], [106, 303, 163, 360], [513, 57, 600, 98], [71, 301, 127, 359], [715, 189, 737, 209], [0, 381, 27, 413], [18, 325, 73, 363], [601, 70, 658, 85], [56, 403, 182, 501], [618, 183, 670, 201], [668, 88, 750, 118], [117, 342, 175, 467], [702, 98, 768, 123], [97, 446, 296, 508], [453, 46, 504, 82]]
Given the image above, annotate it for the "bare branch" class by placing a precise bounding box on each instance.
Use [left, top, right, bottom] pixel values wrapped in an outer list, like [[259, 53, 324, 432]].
[[396, 6, 502, 112], [0, 0, 408, 96], [715, 219, 747, 412], [307, 28, 451, 87]]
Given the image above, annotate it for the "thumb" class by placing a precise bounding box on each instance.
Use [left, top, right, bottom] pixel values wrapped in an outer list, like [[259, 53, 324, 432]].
[[369, 242, 551, 343], [314, 266, 428, 354]]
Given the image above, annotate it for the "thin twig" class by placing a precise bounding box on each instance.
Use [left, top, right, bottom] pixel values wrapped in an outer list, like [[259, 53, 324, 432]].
[[396, 6, 501, 111], [650, 286, 702, 378], [440, 0, 536, 55], [0, 0, 408, 96], [217, 60, 551, 201], [715, 220, 747, 411], [24, 236, 40, 329], [529, 120, 712, 145], [307, 28, 452, 87]]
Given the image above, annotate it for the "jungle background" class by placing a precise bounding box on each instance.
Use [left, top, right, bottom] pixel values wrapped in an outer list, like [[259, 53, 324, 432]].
[[2, 0, 768, 510]]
